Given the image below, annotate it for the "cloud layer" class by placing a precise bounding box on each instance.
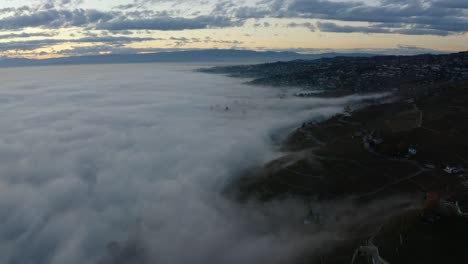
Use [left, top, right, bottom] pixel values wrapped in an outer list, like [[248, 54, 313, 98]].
[[0, 0, 466, 34], [0, 63, 397, 264]]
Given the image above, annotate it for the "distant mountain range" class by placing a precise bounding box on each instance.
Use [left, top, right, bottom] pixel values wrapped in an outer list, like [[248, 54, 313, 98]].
[[0, 49, 377, 68]]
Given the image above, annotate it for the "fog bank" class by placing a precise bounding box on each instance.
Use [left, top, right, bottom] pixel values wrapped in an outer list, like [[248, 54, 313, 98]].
[[0, 64, 388, 264]]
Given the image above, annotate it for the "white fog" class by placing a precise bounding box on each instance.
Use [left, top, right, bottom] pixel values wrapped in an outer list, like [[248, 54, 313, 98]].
[[0, 64, 389, 264]]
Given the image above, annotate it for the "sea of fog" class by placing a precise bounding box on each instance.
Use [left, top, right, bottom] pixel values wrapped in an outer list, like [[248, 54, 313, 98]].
[[0, 64, 386, 264]]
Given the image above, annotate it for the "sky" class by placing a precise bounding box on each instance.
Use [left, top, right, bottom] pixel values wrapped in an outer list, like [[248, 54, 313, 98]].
[[0, 0, 467, 58]]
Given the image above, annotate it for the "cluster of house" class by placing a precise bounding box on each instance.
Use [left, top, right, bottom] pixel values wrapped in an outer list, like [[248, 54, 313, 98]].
[[355, 128, 424, 160], [406, 147, 418, 158], [285, 54, 468, 92], [356, 128, 468, 192]]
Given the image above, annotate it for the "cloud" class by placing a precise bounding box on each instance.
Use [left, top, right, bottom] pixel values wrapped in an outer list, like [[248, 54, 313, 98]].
[[0, 32, 58, 40], [0, 6, 242, 32], [432, 0, 468, 9], [284, 0, 468, 35], [254, 45, 450, 55], [53, 38, 243, 56], [0, 64, 402, 264], [317, 22, 391, 34], [204, 0, 468, 36], [0, 36, 159, 52], [56, 45, 168, 56], [286, 22, 316, 32], [0, 9, 115, 30], [73, 36, 159, 43], [0, 0, 464, 57], [316, 21, 455, 36], [97, 15, 241, 31], [288, 0, 360, 17], [0, 0, 465, 36], [0, 34, 245, 54]]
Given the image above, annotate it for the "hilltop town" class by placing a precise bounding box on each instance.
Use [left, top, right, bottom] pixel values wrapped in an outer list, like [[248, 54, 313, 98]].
[[199, 52, 468, 94]]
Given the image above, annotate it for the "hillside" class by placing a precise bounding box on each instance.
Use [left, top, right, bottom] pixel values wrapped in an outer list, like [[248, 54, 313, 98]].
[[199, 52, 468, 94], [208, 53, 468, 263]]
